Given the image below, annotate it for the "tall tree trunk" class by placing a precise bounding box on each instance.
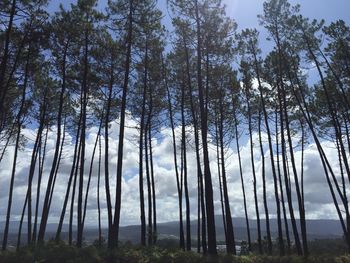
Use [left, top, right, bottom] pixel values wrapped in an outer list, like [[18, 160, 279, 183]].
[[258, 110, 272, 254], [82, 118, 103, 226], [77, 23, 90, 248], [97, 134, 102, 247], [104, 59, 114, 246], [69, 136, 82, 245], [110, 0, 133, 248], [162, 54, 185, 249], [149, 126, 157, 245], [277, 83, 303, 255], [287, 60, 350, 252], [275, 110, 291, 253], [37, 39, 70, 243], [55, 113, 82, 241], [48, 116, 67, 212], [19, 104, 46, 248], [139, 43, 147, 246], [182, 36, 207, 253], [233, 108, 251, 250], [194, 0, 217, 254], [145, 119, 152, 246], [252, 50, 284, 255], [0, 0, 16, 114], [2, 43, 31, 250], [245, 88, 262, 254], [215, 117, 227, 242], [218, 98, 236, 254], [32, 126, 49, 243], [27, 102, 47, 245], [181, 80, 191, 251]]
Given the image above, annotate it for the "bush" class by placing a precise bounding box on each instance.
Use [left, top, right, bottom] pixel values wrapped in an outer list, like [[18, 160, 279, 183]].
[[0, 242, 349, 263]]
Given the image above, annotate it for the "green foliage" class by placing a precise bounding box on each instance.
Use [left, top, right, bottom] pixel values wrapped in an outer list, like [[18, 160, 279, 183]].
[[0, 242, 349, 263]]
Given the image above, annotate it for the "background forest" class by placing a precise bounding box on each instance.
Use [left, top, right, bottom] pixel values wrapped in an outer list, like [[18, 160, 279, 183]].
[[0, 0, 350, 261]]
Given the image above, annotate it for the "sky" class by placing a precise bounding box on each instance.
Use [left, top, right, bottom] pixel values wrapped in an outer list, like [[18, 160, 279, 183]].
[[0, 0, 349, 230]]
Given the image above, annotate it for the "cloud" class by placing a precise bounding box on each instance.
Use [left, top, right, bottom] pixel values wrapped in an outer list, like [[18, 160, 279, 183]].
[[0, 114, 343, 232]]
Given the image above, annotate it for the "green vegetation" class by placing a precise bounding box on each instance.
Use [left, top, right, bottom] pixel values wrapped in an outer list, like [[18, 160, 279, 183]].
[[0, 241, 349, 263]]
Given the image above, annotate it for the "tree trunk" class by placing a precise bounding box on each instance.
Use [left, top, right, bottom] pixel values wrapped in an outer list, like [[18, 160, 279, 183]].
[[104, 58, 114, 246], [139, 43, 147, 246], [37, 39, 70, 243], [233, 108, 251, 250], [194, 0, 217, 254], [97, 134, 102, 247], [252, 50, 284, 255], [245, 87, 262, 254], [2, 43, 31, 250], [258, 110, 272, 254], [182, 35, 207, 253], [32, 126, 49, 243], [110, 0, 134, 248], [162, 54, 185, 249], [82, 118, 103, 226], [181, 80, 191, 251], [0, 0, 16, 114], [145, 119, 152, 246], [55, 114, 82, 241], [275, 110, 291, 253], [218, 98, 236, 254]]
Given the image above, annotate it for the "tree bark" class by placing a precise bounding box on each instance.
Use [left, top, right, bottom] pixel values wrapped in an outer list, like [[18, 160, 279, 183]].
[[194, 0, 217, 254]]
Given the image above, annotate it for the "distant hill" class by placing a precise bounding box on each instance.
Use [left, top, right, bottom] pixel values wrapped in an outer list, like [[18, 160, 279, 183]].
[[0, 216, 343, 246]]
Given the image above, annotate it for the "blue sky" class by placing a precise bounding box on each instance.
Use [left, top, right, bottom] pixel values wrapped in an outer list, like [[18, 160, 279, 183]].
[[48, 0, 350, 29], [47, 0, 350, 66], [223, 0, 350, 29]]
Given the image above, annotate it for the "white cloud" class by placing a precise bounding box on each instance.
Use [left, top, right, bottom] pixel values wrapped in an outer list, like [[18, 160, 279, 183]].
[[0, 114, 344, 232]]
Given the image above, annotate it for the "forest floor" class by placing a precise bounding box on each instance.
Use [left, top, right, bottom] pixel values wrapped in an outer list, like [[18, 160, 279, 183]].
[[0, 241, 349, 263]]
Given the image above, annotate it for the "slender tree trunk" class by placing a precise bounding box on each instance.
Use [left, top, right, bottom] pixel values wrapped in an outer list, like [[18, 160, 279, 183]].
[[110, 0, 133, 248], [55, 114, 82, 241], [181, 80, 191, 251], [278, 84, 303, 255], [258, 110, 272, 254], [218, 98, 236, 254], [0, 0, 16, 114], [287, 58, 350, 251], [149, 126, 157, 245], [82, 118, 103, 226], [276, 110, 291, 253], [145, 120, 152, 246], [69, 136, 82, 245], [233, 108, 251, 250], [48, 116, 67, 212], [32, 126, 49, 243], [104, 61, 114, 246], [182, 36, 207, 253], [162, 54, 185, 249], [252, 50, 284, 255], [17, 192, 28, 250], [77, 23, 90, 248], [2, 43, 31, 250], [27, 103, 46, 245], [37, 39, 70, 243], [97, 134, 102, 247], [245, 89, 262, 254], [215, 117, 227, 242], [194, 0, 217, 254], [147, 72, 156, 245], [281, 83, 308, 256], [139, 44, 147, 246]]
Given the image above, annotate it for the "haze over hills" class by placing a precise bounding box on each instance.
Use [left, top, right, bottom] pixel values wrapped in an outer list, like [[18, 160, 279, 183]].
[[1, 216, 343, 246]]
